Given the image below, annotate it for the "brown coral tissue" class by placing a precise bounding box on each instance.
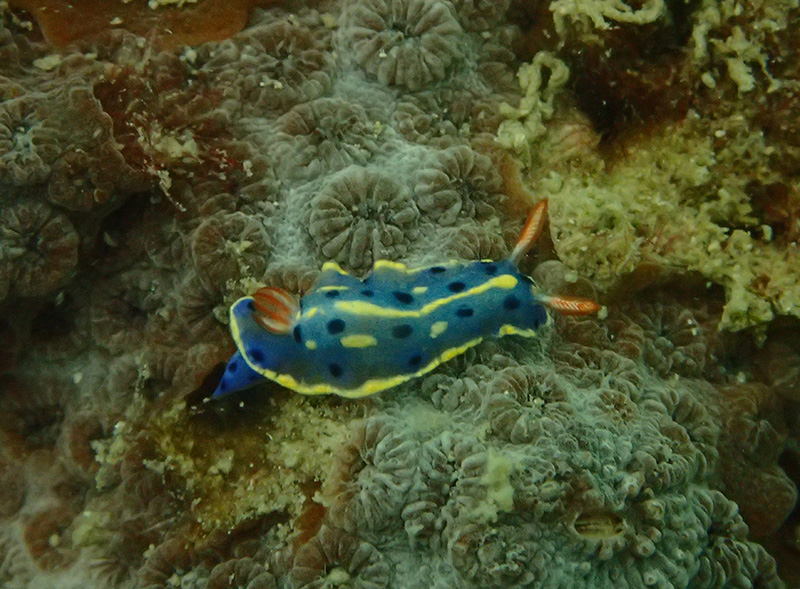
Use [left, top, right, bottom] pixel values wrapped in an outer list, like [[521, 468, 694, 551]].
[[0, 201, 79, 300], [0, 97, 61, 186], [207, 557, 276, 589], [286, 526, 390, 589], [198, 13, 333, 117], [23, 504, 78, 571], [0, 455, 27, 517], [190, 211, 271, 290], [7, 0, 266, 49]]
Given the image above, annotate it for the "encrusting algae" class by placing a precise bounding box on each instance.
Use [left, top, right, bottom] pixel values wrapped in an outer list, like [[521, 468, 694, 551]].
[[498, 9, 800, 333]]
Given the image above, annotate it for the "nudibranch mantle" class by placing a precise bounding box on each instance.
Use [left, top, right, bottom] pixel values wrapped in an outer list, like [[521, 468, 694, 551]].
[[212, 200, 600, 399]]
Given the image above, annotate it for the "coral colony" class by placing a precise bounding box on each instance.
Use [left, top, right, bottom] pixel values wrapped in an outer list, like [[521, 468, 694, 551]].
[[0, 0, 799, 588]]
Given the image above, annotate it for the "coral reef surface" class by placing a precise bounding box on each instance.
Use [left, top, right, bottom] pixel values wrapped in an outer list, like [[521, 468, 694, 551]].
[[0, 0, 799, 587]]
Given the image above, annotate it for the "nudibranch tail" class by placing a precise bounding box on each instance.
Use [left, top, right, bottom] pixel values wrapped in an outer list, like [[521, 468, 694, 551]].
[[211, 351, 263, 398], [509, 199, 548, 265], [252, 286, 299, 334]]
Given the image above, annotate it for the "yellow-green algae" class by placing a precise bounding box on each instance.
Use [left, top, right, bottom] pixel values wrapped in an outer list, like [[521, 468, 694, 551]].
[[498, 0, 800, 334], [88, 392, 361, 534]]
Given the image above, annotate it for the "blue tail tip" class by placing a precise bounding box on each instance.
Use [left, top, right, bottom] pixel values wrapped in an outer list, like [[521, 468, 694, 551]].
[[211, 351, 264, 399]]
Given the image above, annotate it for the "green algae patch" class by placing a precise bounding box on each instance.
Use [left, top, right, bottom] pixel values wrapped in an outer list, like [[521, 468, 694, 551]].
[[528, 116, 799, 333], [101, 391, 360, 532], [499, 45, 800, 333], [474, 448, 515, 522]]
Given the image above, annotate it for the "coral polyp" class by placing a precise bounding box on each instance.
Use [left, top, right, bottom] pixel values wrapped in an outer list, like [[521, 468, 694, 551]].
[[415, 144, 504, 225], [0, 97, 60, 186], [286, 525, 390, 588], [0, 201, 79, 300], [341, 0, 465, 91], [308, 166, 419, 272]]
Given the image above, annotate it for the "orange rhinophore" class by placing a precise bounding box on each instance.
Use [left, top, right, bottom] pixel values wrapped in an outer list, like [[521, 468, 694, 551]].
[[509, 199, 549, 264], [540, 295, 603, 316], [251, 287, 299, 335]]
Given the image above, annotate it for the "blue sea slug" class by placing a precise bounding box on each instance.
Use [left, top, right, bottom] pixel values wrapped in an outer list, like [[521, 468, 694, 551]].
[[212, 200, 601, 399]]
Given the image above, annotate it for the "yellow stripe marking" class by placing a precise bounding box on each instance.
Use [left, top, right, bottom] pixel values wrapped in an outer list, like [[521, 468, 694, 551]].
[[373, 260, 408, 272], [340, 334, 378, 348], [430, 321, 448, 338], [305, 340, 318, 350], [334, 275, 518, 318], [321, 261, 348, 275], [304, 307, 319, 319], [317, 286, 348, 292], [498, 325, 538, 337], [248, 337, 485, 398], [372, 260, 461, 275], [277, 374, 296, 388], [413, 286, 428, 295]]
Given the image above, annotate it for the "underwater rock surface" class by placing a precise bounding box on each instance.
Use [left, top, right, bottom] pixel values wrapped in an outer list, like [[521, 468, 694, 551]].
[[0, 0, 799, 587]]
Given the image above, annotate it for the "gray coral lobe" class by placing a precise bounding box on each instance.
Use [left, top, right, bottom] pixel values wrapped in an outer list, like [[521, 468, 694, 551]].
[[271, 97, 382, 180], [0, 98, 58, 186], [0, 201, 79, 299], [341, 0, 465, 91], [198, 11, 334, 117], [415, 144, 504, 225], [309, 166, 419, 271]]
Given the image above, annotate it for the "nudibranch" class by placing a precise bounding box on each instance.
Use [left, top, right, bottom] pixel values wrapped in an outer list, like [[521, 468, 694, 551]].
[[212, 200, 601, 399]]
